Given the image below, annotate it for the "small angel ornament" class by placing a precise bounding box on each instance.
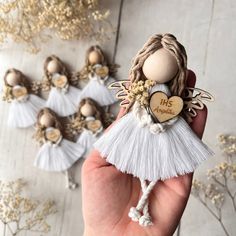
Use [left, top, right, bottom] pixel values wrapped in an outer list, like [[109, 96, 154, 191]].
[[2, 68, 45, 128], [94, 34, 214, 226], [34, 108, 85, 189], [75, 98, 105, 158], [43, 55, 81, 117], [79, 45, 118, 106]]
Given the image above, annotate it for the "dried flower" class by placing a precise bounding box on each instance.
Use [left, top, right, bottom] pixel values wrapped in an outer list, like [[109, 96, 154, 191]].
[[218, 134, 236, 156], [66, 111, 114, 140], [128, 80, 156, 107], [0, 179, 56, 235], [67, 116, 86, 137], [2, 85, 13, 102], [0, 0, 112, 53], [192, 134, 236, 236]]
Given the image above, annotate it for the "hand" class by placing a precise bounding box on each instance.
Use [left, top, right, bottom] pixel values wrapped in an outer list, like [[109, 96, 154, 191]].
[[82, 71, 208, 236]]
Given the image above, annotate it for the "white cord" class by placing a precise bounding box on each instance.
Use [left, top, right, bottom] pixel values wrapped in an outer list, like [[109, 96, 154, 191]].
[[128, 179, 156, 226], [136, 181, 156, 211], [64, 170, 70, 189], [64, 170, 78, 190], [139, 180, 153, 226]]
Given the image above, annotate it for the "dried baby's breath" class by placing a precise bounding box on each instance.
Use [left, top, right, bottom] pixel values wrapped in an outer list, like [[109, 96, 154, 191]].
[[128, 80, 155, 107], [33, 127, 45, 146], [65, 110, 114, 140], [66, 116, 86, 138], [2, 85, 13, 102], [0, 0, 112, 53], [192, 134, 236, 236], [218, 134, 236, 156], [0, 179, 56, 236], [30, 80, 42, 94]]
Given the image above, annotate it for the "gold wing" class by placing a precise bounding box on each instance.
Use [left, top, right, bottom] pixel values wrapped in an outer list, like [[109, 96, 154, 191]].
[[183, 87, 214, 122], [108, 80, 131, 109]]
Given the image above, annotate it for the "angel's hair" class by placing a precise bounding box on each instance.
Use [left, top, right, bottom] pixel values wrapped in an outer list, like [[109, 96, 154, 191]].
[[129, 33, 187, 97], [43, 55, 70, 83], [77, 98, 104, 124]]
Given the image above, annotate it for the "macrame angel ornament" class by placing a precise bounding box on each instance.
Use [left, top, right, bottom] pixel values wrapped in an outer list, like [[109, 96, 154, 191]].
[[75, 98, 105, 158], [94, 34, 214, 226], [43, 55, 81, 117], [2, 68, 45, 128], [34, 108, 85, 189], [79, 45, 118, 106]]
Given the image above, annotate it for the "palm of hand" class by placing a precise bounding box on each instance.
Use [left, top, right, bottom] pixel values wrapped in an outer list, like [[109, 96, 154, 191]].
[[82, 72, 207, 236]]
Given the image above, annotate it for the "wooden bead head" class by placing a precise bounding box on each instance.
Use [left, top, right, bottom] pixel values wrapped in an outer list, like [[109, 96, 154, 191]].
[[39, 113, 55, 127], [88, 51, 102, 65], [44, 55, 67, 78], [4, 69, 22, 86], [80, 102, 96, 117], [142, 48, 178, 83], [85, 45, 105, 66], [37, 108, 61, 129], [77, 98, 103, 123], [47, 59, 61, 74]]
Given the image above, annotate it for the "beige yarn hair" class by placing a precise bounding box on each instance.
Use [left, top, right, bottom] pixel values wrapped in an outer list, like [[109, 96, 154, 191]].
[[3, 68, 31, 101], [79, 45, 105, 80], [128, 33, 187, 110], [4, 68, 30, 89], [84, 45, 106, 67]]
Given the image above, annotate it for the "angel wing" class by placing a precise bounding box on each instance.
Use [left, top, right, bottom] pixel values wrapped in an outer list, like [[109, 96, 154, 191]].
[[183, 87, 214, 122], [108, 80, 131, 109]]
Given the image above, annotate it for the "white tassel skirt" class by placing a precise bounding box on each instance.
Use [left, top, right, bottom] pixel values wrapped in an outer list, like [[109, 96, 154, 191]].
[[77, 130, 101, 158], [8, 95, 45, 128], [34, 139, 85, 172], [80, 78, 117, 106], [94, 112, 214, 182], [46, 86, 81, 117]]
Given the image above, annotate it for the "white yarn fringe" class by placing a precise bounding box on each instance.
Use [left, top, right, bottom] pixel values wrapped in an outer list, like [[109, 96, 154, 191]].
[[94, 108, 214, 182], [76, 129, 103, 158], [80, 75, 117, 106], [8, 94, 45, 128], [46, 86, 81, 117], [34, 139, 84, 172]]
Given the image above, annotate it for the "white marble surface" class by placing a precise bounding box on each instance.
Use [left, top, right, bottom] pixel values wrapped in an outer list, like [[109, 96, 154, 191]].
[[0, 0, 235, 235]]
